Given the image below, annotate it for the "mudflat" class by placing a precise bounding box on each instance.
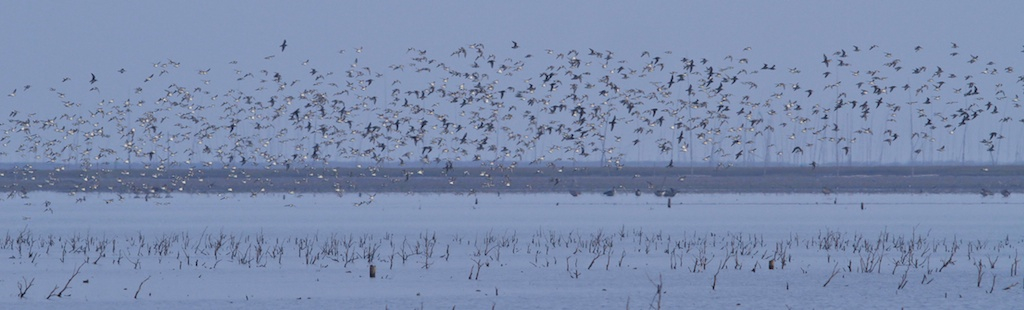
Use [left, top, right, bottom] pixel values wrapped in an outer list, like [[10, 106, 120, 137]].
[[2, 165, 1021, 195]]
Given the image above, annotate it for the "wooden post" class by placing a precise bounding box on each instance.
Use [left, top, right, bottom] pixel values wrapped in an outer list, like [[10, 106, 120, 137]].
[[667, 198, 672, 208], [369, 265, 377, 278]]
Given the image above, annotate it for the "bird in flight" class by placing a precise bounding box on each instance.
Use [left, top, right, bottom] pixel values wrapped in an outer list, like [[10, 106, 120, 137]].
[[89, 73, 97, 84], [280, 40, 288, 52], [512, 41, 520, 49]]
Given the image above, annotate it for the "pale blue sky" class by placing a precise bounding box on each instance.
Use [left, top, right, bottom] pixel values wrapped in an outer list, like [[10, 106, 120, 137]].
[[4, 1, 1021, 81]]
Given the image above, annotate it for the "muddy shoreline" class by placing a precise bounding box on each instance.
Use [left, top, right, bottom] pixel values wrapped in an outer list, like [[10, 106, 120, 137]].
[[2, 165, 1021, 196]]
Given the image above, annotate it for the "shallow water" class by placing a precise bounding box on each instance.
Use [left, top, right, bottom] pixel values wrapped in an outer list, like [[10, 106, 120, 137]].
[[1, 192, 1021, 309], [4, 192, 1021, 238]]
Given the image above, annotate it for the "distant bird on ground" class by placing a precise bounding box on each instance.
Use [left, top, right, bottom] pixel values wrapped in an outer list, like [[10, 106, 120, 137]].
[[654, 188, 677, 197]]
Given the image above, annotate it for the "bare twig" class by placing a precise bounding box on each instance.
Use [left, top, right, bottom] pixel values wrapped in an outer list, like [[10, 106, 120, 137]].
[[49, 260, 86, 299], [647, 274, 663, 310], [823, 262, 841, 287], [134, 276, 152, 299], [17, 277, 34, 299], [977, 260, 985, 288], [897, 268, 909, 290], [46, 286, 59, 300]]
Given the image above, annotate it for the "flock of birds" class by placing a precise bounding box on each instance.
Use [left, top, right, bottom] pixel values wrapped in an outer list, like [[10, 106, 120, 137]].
[[1, 41, 1023, 195]]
